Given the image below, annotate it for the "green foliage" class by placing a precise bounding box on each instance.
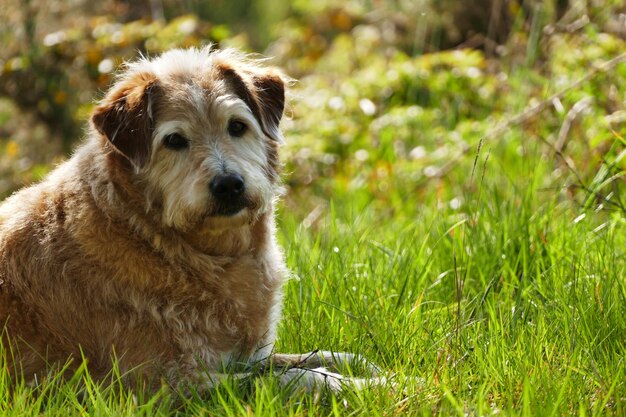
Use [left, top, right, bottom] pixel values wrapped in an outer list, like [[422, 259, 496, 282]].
[[1, 0, 626, 415], [0, 14, 223, 142]]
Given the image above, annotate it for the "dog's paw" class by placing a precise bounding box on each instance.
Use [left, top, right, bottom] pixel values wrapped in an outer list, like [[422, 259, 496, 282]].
[[276, 365, 393, 396]]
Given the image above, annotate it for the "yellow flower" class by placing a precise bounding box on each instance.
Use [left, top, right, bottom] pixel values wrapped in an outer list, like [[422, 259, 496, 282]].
[[5, 141, 18, 158]]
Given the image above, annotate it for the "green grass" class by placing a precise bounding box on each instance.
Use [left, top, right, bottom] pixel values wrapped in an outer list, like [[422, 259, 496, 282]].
[[2, 3, 626, 415], [2, 140, 625, 416]]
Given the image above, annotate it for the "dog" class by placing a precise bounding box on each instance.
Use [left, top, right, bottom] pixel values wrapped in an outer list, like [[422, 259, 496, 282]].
[[0, 46, 381, 394]]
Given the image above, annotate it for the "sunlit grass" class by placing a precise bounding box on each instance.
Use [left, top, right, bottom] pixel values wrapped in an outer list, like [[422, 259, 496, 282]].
[[2, 139, 624, 416], [2, 4, 626, 414]]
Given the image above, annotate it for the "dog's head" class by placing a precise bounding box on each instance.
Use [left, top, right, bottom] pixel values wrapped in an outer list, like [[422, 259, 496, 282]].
[[90, 47, 286, 232]]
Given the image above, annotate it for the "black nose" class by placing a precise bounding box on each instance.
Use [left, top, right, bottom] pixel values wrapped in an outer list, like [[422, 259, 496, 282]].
[[210, 173, 245, 202]]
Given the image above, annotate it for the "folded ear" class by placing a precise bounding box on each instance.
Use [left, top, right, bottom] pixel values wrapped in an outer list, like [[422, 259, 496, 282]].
[[217, 64, 286, 144], [250, 71, 285, 144], [91, 72, 159, 169]]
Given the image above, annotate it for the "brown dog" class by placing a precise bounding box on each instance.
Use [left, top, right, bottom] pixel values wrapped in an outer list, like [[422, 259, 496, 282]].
[[0, 47, 379, 393]]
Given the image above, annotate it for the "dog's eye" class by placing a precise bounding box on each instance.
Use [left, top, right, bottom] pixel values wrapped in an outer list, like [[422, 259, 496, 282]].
[[163, 133, 189, 150], [228, 120, 247, 137]]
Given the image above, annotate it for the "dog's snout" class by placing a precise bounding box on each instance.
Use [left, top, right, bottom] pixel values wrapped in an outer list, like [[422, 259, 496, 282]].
[[210, 173, 245, 201]]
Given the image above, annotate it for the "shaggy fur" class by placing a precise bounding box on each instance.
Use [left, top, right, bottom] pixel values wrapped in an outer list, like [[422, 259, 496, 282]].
[[0, 46, 380, 392]]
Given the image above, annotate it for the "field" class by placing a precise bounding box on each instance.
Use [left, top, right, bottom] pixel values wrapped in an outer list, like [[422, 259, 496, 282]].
[[1, 1, 626, 415]]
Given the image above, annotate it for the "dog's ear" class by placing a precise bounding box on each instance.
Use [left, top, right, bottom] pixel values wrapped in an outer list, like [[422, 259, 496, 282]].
[[250, 71, 285, 144], [218, 65, 286, 144], [91, 72, 159, 169]]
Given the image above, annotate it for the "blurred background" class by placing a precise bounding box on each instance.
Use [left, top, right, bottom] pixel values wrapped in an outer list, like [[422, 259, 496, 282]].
[[0, 0, 625, 223]]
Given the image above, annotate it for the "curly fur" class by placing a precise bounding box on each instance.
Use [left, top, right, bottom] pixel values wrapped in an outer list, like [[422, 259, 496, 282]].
[[0, 47, 287, 386], [0, 46, 384, 393]]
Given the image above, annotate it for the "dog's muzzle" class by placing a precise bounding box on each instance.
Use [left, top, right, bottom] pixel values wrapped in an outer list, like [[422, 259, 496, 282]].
[[210, 173, 247, 216]]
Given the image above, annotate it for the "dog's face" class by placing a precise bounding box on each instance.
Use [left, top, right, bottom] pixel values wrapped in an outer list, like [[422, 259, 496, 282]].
[[90, 48, 285, 231]]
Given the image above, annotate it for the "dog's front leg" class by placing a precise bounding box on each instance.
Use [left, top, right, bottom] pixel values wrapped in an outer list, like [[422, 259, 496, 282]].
[[269, 350, 380, 373], [178, 351, 388, 395], [266, 351, 388, 393]]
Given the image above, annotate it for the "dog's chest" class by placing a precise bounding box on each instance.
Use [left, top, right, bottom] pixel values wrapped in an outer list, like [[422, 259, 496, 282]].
[[68, 207, 284, 363], [120, 253, 281, 358]]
